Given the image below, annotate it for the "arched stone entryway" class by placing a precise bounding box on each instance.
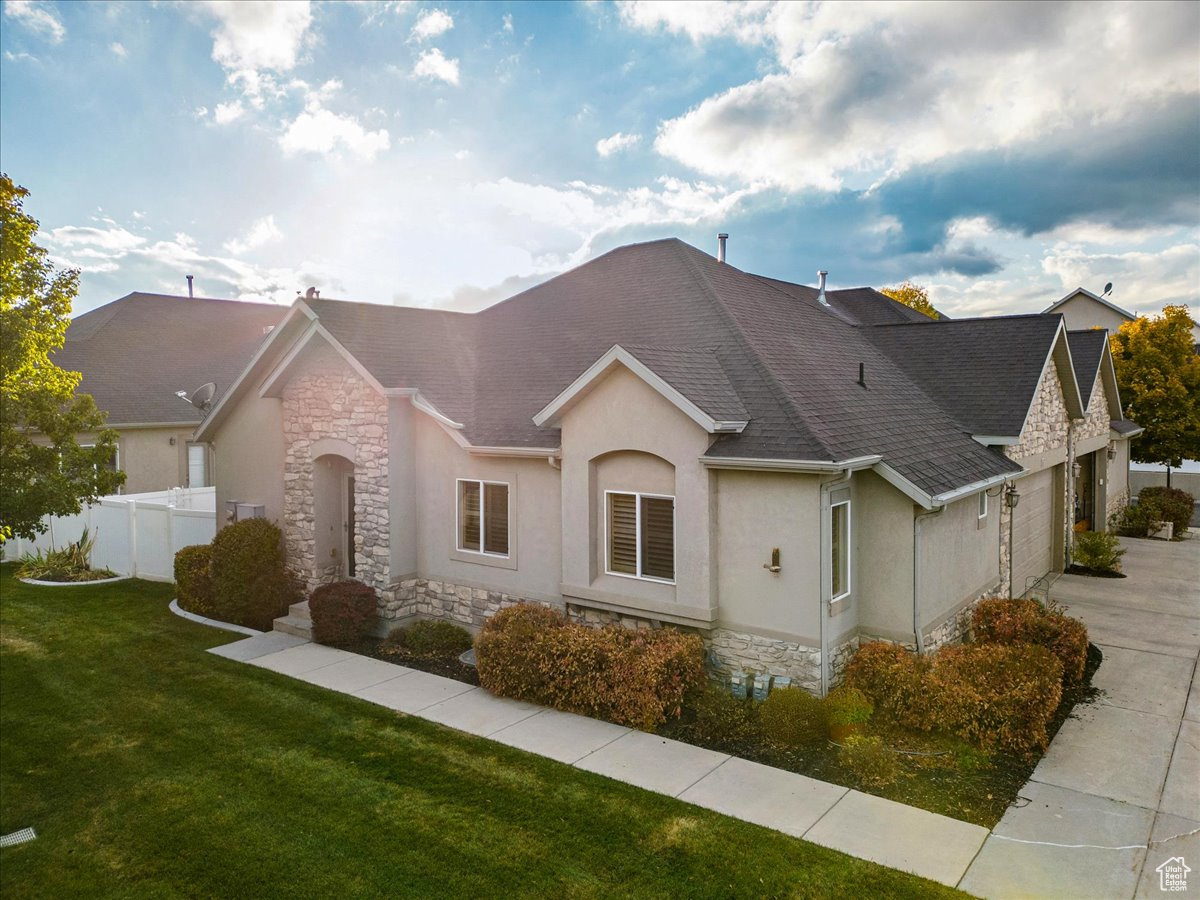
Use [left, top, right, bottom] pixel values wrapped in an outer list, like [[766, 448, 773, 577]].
[[313, 452, 356, 581]]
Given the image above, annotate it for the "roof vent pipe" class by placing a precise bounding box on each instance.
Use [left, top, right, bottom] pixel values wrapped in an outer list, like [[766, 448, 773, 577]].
[[717, 233, 728, 263], [817, 270, 829, 306], [186, 275, 194, 298]]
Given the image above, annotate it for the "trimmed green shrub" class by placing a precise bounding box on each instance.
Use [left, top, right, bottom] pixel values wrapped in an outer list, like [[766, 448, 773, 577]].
[[837, 735, 899, 787], [971, 598, 1088, 685], [210, 518, 295, 631], [931, 643, 1063, 754], [310, 579, 377, 646], [675, 686, 761, 750], [1072, 530, 1126, 572], [475, 604, 706, 731], [1110, 496, 1163, 537], [174, 544, 214, 616], [759, 687, 826, 748], [844, 639, 1064, 754], [1138, 486, 1194, 537], [382, 619, 473, 659], [823, 686, 874, 728]]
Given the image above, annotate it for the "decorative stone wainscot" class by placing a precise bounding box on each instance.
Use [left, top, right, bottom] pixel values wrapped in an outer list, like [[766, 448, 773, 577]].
[[707, 629, 823, 694], [282, 361, 390, 595], [380, 578, 559, 629]]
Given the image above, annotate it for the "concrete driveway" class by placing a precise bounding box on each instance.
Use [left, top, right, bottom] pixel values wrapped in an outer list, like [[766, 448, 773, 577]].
[[960, 535, 1200, 899]]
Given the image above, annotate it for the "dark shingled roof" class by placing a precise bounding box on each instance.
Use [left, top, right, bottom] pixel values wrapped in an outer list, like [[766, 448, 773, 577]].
[[1111, 419, 1141, 436], [309, 239, 1020, 497], [1066, 329, 1109, 405], [620, 347, 748, 423], [755, 277, 939, 326], [862, 315, 1065, 438], [56, 293, 286, 426]]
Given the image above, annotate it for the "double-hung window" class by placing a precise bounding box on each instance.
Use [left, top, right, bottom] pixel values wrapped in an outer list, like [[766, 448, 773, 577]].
[[457, 479, 509, 557], [606, 491, 674, 583], [831, 498, 850, 601]]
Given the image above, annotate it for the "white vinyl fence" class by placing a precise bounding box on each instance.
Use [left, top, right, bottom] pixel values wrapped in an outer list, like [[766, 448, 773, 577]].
[[3, 487, 216, 582]]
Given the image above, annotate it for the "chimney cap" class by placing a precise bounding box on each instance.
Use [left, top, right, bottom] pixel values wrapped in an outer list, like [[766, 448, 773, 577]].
[[717, 232, 729, 263]]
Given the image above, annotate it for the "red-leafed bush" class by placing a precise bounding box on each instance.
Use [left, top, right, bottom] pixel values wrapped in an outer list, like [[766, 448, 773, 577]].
[[475, 604, 706, 731], [972, 598, 1088, 685], [310, 579, 377, 647]]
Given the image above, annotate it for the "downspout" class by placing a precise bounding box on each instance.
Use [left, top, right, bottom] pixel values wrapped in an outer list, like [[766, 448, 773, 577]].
[[913, 507, 943, 654], [1065, 419, 1076, 570], [819, 467, 853, 696]]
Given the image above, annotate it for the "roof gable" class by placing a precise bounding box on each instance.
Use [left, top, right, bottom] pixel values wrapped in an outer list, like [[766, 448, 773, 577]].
[[533, 345, 748, 433], [1043, 287, 1134, 321]]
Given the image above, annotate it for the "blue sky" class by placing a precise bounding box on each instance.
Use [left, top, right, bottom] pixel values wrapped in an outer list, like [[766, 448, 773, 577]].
[[2, 0, 1198, 318]]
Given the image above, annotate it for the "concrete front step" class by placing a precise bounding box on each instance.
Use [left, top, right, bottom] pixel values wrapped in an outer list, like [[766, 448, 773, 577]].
[[289, 600, 311, 621], [273, 614, 313, 640]]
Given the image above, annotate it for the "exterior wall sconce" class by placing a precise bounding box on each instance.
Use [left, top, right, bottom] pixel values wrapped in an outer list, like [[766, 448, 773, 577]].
[[1107, 441, 1117, 461], [1073, 461, 1082, 478], [762, 547, 781, 574], [169, 436, 176, 445], [1004, 484, 1020, 597]]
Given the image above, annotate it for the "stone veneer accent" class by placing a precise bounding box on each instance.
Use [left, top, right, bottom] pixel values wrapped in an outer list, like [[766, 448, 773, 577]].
[[379, 577, 559, 627], [282, 361, 391, 595], [999, 359, 1072, 596]]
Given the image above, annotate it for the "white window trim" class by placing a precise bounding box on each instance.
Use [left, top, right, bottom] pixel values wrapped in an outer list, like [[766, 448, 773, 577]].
[[831, 498, 851, 602], [455, 478, 511, 559], [603, 489, 676, 585], [978, 491, 988, 519], [187, 442, 208, 488]]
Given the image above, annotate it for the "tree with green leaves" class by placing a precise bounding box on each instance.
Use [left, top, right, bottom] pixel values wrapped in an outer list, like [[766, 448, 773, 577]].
[[1, 174, 124, 543], [1110, 305, 1200, 480], [880, 281, 941, 320]]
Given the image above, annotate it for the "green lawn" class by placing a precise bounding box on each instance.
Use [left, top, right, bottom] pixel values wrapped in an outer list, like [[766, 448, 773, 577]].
[[0, 566, 963, 898]]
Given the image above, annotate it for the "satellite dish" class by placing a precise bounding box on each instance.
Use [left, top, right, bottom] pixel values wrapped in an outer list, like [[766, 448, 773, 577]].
[[179, 382, 216, 413], [1103, 282, 1113, 297]]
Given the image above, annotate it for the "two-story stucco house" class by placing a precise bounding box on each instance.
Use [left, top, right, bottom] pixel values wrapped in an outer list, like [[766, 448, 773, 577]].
[[196, 238, 1138, 694]]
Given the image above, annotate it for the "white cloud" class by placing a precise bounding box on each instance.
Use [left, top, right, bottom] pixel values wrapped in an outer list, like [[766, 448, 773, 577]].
[[413, 47, 459, 85], [48, 224, 146, 252], [502, 13, 513, 34], [595, 132, 641, 157], [410, 8, 453, 42], [193, 105, 210, 120], [279, 106, 391, 161], [110, 41, 127, 58], [633, 2, 1200, 193], [618, 1, 771, 45], [213, 101, 245, 125], [3, 49, 39, 63], [201, 0, 312, 74], [4, 0, 65, 44], [48, 219, 331, 307], [224, 215, 283, 255], [1042, 241, 1200, 314]]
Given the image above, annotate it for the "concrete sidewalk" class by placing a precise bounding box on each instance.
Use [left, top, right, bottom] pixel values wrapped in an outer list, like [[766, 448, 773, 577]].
[[210, 633, 988, 888], [960, 535, 1200, 900]]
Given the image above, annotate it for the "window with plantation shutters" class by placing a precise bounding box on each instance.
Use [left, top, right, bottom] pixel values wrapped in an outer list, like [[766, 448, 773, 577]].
[[457, 479, 509, 556], [606, 491, 675, 583]]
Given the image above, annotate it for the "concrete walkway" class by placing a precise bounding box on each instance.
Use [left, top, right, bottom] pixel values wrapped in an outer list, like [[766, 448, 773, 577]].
[[960, 535, 1200, 899], [210, 635, 987, 888]]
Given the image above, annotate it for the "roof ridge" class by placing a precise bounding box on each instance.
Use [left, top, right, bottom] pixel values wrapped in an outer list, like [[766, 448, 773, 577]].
[[675, 244, 838, 460]]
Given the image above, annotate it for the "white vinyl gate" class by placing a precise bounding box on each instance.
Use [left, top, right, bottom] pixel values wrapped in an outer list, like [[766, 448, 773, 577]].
[[2, 487, 216, 582]]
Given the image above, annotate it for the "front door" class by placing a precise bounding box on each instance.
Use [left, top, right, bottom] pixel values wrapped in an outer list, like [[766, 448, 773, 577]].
[[1074, 453, 1095, 531], [344, 474, 356, 578]]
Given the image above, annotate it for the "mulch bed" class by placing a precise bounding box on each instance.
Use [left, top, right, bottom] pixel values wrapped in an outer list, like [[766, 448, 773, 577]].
[[1065, 564, 1126, 578], [349, 636, 480, 686]]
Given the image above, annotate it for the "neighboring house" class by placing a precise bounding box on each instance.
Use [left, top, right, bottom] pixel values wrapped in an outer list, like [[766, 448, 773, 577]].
[[54, 293, 286, 494], [1043, 287, 1135, 334], [1046, 286, 1200, 345], [198, 239, 1138, 694]]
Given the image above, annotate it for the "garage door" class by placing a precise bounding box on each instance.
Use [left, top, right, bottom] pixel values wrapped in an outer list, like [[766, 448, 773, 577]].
[[1011, 467, 1058, 596]]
